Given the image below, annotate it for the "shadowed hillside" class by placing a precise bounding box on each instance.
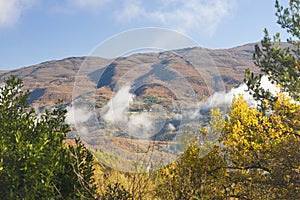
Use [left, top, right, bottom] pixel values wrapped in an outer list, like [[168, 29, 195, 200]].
[[0, 43, 260, 107]]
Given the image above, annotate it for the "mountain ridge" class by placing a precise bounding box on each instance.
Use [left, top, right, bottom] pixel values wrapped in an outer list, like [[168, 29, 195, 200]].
[[0, 43, 261, 107]]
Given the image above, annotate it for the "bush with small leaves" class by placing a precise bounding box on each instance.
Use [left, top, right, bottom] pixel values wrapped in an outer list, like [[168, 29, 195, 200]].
[[0, 76, 98, 199]]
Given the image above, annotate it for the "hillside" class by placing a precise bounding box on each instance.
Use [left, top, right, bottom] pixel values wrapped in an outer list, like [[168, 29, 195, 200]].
[[0, 43, 259, 107], [0, 43, 263, 172]]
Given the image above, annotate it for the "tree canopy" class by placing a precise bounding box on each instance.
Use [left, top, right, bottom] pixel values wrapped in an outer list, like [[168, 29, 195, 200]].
[[0, 76, 98, 199]]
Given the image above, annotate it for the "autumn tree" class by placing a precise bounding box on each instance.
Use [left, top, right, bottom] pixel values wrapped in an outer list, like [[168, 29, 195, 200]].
[[221, 95, 300, 199], [154, 142, 226, 199], [218, 1, 300, 198], [154, 109, 228, 199]]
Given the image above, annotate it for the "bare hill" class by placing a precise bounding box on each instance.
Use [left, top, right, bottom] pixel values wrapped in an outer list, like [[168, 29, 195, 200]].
[[0, 43, 259, 107]]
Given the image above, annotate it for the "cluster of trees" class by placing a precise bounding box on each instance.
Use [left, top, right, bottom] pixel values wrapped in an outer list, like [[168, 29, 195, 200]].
[[0, 76, 98, 199], [0, 0, 299, 199], [154, 1, 300, 198]]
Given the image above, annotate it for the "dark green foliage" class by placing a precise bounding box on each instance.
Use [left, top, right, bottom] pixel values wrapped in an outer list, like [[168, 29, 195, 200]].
[[245, 0, 300, 111], [275, 0, 300, 39], [0, 76, 97, 199]]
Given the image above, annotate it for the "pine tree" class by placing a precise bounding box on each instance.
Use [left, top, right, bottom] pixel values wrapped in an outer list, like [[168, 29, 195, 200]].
[[245, 0, 300, 111]]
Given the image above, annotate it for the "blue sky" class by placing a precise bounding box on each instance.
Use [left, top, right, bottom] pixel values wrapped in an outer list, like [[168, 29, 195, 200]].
[[0, 0, 290, 70]]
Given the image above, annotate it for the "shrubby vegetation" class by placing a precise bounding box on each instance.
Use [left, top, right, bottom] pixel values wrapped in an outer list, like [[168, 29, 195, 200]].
[[0, 0, 299, 199], [0, 76, 98, 199]]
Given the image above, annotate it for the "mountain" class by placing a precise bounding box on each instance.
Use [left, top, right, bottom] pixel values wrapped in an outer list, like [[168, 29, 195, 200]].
[[0, 43, 259, 108], [0, 43, 264, 172]]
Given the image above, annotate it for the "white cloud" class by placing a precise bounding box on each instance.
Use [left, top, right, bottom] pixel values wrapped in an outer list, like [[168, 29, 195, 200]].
[[116, 0, 236, 36], [103, 85, 133, 123], [204, 83, 254, 108], [66, 106, 93, 125], [203, 75, 280, 108], [69, 0, 112, 10], [0, 0, 36, 27], [0, 0, 236, 34], [115, 0, 143, 22], [260, 75, 279, 96], [102, 85, 158, 139], [128, 112, 155, 138]]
